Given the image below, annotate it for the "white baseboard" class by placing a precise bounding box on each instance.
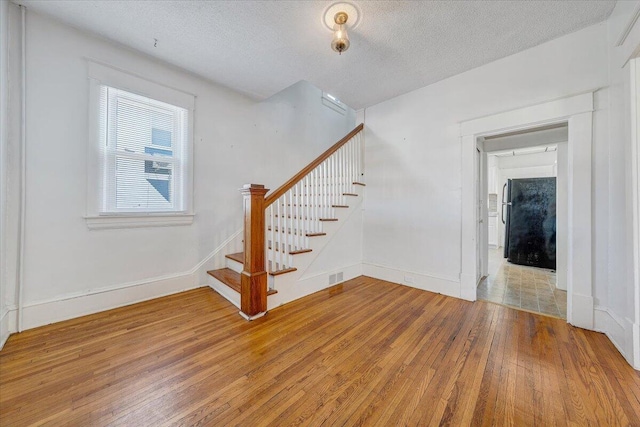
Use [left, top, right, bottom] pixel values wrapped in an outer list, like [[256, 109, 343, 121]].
[[632, 320, 640, 370], [362, 262, 461, 299], [21, 273, 198, 330], [0, 308, 15, 350], [268, 263, 362, 310], [569, 292, 594, 330], [0, 229, 243, 340], [460, 273, 477, 301], [594, 306, 639, 371]]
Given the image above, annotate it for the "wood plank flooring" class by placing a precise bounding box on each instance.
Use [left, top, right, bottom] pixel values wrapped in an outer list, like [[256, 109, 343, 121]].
[[1, 276, 639, 426]]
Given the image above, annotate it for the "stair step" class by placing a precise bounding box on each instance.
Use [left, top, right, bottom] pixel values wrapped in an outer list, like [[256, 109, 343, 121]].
[[353, 182, 366, 186], [273, 215, 337, 221], [289, 248, 313, 255], [343, 193, 358, 196], [221, 253, 300, 277], [225, 252, 244, 264], [270, 267, 297, 276], [268, 246, 312, 255], [207, 268, 277, 295], [207, 268, 240, 293], [281, 204, 349, 208], [267, 227, 326, 237]]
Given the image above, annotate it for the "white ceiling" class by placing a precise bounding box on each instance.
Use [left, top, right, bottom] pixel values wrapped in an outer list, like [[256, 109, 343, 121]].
[[16, 0, 615, 109]]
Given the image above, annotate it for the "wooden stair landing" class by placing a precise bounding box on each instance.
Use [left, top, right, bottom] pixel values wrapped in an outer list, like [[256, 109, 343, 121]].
[[207, 268, 277, 295]]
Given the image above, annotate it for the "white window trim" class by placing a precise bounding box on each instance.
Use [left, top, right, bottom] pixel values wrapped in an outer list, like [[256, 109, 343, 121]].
[[322, 91, 347, 115], [86, 60, 195, 229]]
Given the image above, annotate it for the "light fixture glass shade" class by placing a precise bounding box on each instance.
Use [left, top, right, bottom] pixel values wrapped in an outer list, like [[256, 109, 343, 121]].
[[331, 23, 350, 54]]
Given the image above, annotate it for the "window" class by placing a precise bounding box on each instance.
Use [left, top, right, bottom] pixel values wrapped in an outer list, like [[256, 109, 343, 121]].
[[322, 91, 347, 115], [99, 87, 187, 213], [86, 61, 194, 229]]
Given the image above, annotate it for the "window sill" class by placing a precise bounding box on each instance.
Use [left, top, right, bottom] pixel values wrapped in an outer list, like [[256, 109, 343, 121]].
[[85, 213, 194, 230]]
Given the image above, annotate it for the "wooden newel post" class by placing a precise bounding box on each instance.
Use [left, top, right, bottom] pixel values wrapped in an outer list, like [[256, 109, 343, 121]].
[[239, 184, 270, 319]]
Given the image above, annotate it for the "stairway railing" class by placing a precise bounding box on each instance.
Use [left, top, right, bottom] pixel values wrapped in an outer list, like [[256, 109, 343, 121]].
[[238, 123, 364, 318]]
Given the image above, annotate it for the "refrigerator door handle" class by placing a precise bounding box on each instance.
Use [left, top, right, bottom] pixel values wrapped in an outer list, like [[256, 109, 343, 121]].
[[501, 183, 507, 224]]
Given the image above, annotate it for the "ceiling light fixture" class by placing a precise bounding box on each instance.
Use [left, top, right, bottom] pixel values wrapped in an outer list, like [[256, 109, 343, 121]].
[[323, 2, 360, 55], [331, 12, 350, 54]]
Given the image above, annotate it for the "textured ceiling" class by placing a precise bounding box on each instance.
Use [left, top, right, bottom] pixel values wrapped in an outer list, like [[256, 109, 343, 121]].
[[16, 0, 615, 109]]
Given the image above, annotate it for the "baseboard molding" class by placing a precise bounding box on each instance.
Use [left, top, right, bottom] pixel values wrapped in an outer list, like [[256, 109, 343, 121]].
[[362, 262, 461, 299], [22, 273, 199, 330], [0, 307, 16, 350], [632, 321, 640, 369], [268, 263, 363, 310], [594, 306, 639, 371], [569, 292, 594, 330], [460, 273, 477, 302], [2, 229, 243, 337]]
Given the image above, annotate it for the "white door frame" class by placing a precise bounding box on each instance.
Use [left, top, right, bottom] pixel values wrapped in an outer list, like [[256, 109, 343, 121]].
[[460, 92, 594, 330], [629, 59, 640, 368]]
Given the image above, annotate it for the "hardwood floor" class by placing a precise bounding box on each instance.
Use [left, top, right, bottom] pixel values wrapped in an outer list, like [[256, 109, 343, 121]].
[[1, 276, 639, 426]]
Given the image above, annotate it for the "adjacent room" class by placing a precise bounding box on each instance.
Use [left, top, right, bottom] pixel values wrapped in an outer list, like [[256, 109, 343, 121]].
[[1, 0, 639, 425], [477, 125, 568, 319]]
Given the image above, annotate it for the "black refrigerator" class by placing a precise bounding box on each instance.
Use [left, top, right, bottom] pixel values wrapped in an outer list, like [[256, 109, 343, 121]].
[[502, 177, 556, 269]]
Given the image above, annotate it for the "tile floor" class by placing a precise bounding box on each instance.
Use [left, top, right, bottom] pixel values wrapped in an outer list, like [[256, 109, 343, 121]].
[[477, 248, 567, 319]]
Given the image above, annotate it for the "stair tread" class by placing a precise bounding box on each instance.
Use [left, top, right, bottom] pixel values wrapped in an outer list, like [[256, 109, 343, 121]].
[[270, 267, 297, 276], [353, 182, 366, 186], [268, 246, 312, 255], [274, 215, 337, 221], [225, 252, 244, 264], [343, 193, 358, 196], [290, 248, 313, 255], [207, 268, 241, 293], [267, 227, 326, 237], [208, 268, 277, 295]]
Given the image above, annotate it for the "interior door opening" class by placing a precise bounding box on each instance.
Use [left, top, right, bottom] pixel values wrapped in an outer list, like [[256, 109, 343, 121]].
[[476, 124, 568, 319]]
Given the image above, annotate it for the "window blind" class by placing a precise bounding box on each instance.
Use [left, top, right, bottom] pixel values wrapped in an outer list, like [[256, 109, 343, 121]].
[[98, 86, 188, 213]]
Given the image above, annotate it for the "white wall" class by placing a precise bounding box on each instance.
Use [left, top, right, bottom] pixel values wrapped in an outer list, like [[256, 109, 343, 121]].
[[0, 0, 10, 348], [1, 1, 23, 347], [362, 22, 608, 301], [1, 9, 357, 337], [604, 1, 640, 369]]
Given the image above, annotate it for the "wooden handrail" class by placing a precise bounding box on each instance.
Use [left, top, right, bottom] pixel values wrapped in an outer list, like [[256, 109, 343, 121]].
[[264, 123, 364, 207]]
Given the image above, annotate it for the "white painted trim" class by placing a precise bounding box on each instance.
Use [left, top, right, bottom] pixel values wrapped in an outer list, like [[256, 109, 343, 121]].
[[238, 311, 266, 321], [459, 92, 595, 329], [362, 262, 461, 299], [16, 4, 25, 332], [594, 306, 639, 371], [460, 92, 594, 137], [268, 263, 363, 310], [192, 228, 243, 272], [0, 307, 12, 349], [630, 58, 640, 369], [86, 59, 196, 109], [21, 275, 199, 330], [209, 279, 240, 309], [85, 213, 194, 229], [1, 228, 242, 334], [616, 3, 640, 47]]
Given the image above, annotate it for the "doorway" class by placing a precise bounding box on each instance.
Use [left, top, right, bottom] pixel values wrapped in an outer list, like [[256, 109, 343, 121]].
[[459, 92, 595, 330], [477, 136, 567, 318]]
